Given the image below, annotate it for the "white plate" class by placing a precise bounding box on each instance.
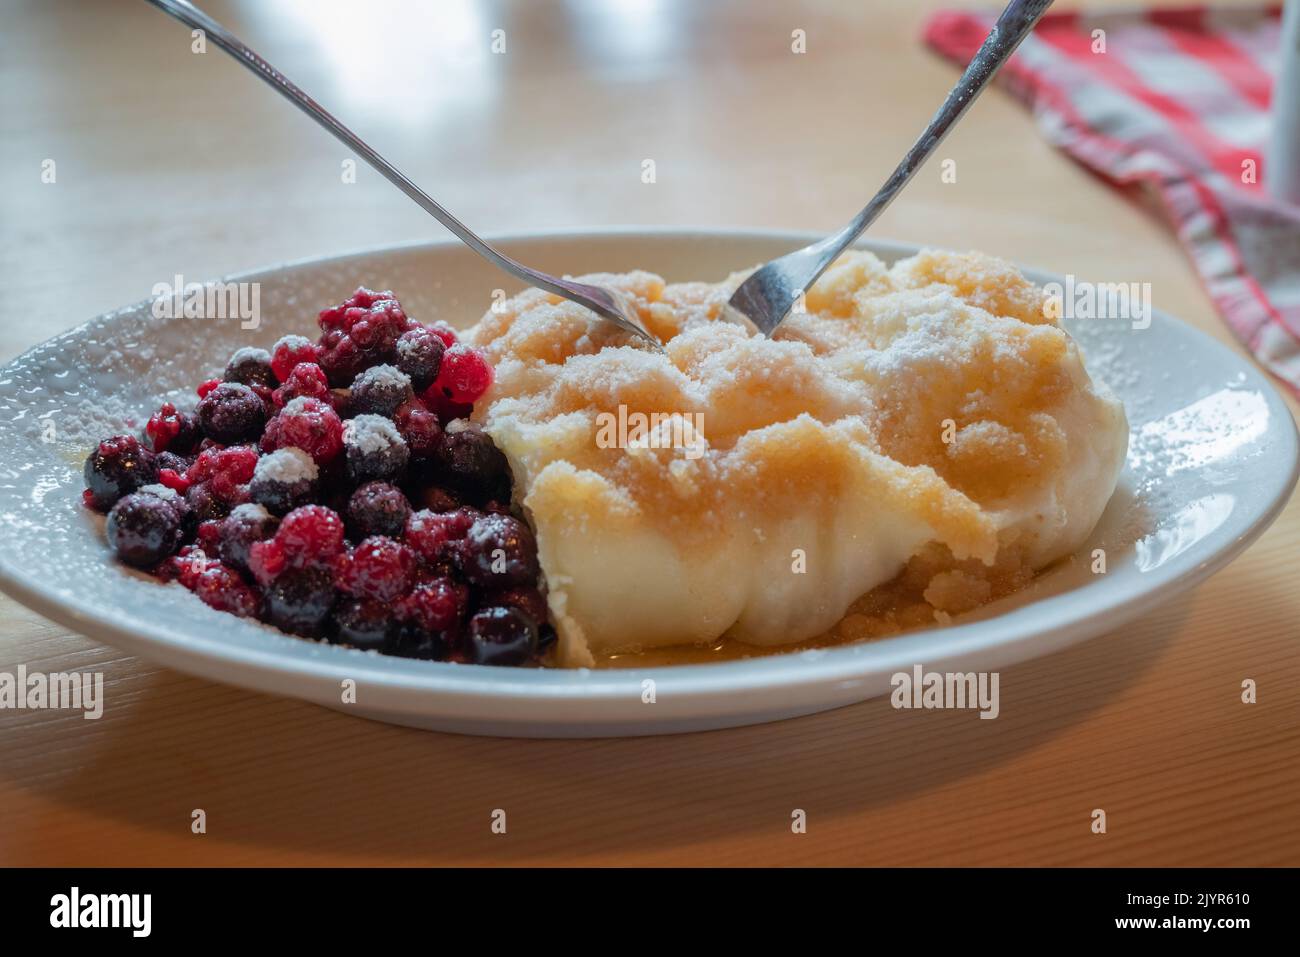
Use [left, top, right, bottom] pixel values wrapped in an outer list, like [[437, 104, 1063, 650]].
[[0, 229, 1295, 736]]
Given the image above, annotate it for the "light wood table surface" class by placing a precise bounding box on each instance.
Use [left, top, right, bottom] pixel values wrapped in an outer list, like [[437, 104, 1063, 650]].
[[1, 0, 1296, 866]]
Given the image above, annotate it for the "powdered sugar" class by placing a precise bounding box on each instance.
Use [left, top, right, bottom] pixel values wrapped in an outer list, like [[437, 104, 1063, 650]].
[[229, 502, 273, 522], [253, 447, 319, 484], [229, 346, 271, 365], [138, 483, 179, 501], [354, 363, 410, 390], [344, 414, 405, 454], [273, 334, 313, 352]]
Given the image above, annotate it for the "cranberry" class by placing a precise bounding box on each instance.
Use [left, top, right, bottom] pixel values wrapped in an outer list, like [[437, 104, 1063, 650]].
[[145, 402, 200, 454], [466, 606, 538, 666], [343, 414, 409, 484], [405, 507, 476, 564], [215, 503, 278, 573], [193, 561, 262, 618], [106, 489, 186, 567], [223, 347, 276, 389], [398, 578, 468, 633], [433, 345, 493, 404], [261, 396, 344, 465], [349, 364, 414, 418], [196, 381, 266, 444], [271, 362, 331, 409], [263, 565, 336, 637], [346, 481, 412, 540], [330, 598, 395, 651], [459, 513, 539, 588], [392, 399, 442, 460], [394, 326, 445, 390], [270, 335, 321, 382], [435, 426, 511, 503], [83, 434, 158, 511], [335, 535, 415, 602], [421, 384, 473, 424]]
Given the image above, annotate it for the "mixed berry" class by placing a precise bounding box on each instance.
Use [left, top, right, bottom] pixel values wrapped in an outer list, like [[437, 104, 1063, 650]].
[[84, 287, 553, 666]]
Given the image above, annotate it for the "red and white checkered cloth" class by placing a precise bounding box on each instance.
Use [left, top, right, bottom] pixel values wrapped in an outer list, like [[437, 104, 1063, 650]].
[[924, 5, 1300, 396]]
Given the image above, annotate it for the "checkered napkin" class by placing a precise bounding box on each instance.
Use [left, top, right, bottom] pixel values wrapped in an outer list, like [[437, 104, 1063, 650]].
[[924, 5, 1300, 396]]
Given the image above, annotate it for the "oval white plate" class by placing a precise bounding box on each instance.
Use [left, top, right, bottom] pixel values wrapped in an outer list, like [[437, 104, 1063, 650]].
[[0, 229, 1296, 736]]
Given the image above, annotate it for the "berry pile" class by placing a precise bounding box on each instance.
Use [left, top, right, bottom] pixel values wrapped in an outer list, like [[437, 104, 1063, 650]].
[[84, 288, 552, 667]]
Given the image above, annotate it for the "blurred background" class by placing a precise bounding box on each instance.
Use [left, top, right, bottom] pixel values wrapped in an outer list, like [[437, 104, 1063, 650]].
[[0, 0, 1257, 361]]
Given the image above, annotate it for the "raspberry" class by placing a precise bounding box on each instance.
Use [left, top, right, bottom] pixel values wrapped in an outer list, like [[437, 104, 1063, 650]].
[[330, 598, 395, 651], [270, 335, 321, 382], [392, 398, 442, 459], [223, 347, 276, 389], [334, 535, 415, 602], [185, 445, 259, 504], [271, 362, 331, 409], [83, 434, 158, 511], [193, 561, 262, 618], [106, 489, 187, 568], [196, 382, 266, 444], [349, 364, 413, 418], [466, 606, 539, 666], [261, 396, 343, 465], [317, 287, 394, 332], [405, 507, 476, 564], [394, 326, 445, 390], [247, 538, 286, 585], [276, 504, 346, 567], [317, 329, 370, 387], [432, 344, 494, 404], [398, 578, 467, 633], [145, 402, 200, 454], [346, 481, 412, 540], [459, 513, 539, 588], [316, 291, 410, 386]]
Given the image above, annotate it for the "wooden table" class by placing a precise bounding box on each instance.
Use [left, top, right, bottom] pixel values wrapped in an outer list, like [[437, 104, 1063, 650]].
[[2, 0, 1296, 866]]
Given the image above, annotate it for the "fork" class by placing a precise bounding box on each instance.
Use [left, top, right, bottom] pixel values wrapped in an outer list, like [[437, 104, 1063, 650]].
[[143, 0, 661, 346], [726, 0, 1054, 336]]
